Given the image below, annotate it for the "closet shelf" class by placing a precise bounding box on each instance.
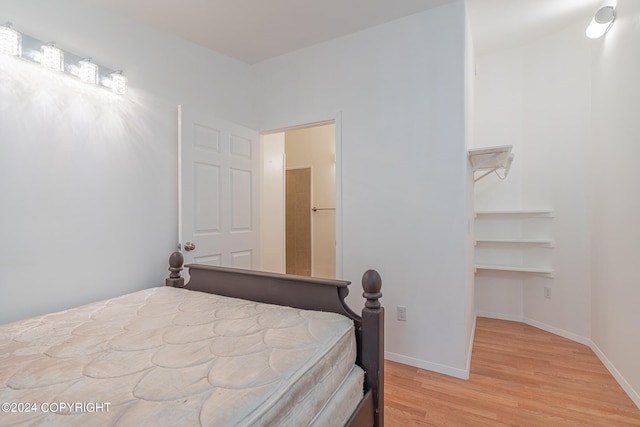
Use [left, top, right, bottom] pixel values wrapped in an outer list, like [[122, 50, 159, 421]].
[[475, 210, 554, 218], [475, 238, 555, 247], [475, 264, 554, 277]]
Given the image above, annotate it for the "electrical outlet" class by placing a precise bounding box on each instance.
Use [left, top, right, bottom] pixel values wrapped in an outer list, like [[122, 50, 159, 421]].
[[544, 286, 552, 299], [397, 306, 407, 322]]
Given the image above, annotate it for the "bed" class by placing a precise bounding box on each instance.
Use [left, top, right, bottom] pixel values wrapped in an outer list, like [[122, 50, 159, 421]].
[[0, 252, 384, 426]]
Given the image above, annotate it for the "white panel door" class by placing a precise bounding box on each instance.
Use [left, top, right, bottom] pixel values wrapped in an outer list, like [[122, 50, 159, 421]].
[[179, 106, 260, 269]]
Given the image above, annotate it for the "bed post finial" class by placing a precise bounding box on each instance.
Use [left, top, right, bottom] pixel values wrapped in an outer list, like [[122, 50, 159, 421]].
[[361, 269, 384, 427], [166, 251, 185, 288], [362, 269, 382, 309]]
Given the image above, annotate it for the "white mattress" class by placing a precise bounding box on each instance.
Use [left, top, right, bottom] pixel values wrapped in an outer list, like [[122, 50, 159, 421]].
[[0, 286, 361, 426]]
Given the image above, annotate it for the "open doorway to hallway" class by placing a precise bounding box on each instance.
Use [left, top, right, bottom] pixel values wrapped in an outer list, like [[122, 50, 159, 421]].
[[285, 124, 336, 278], [261, 122, 336, 279]]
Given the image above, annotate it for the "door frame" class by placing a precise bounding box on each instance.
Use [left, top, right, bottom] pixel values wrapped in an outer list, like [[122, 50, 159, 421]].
[[260, 112, 343, 278]]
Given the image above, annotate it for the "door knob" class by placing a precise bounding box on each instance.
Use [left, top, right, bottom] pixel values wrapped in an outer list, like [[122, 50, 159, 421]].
[[184, 242, 196, 252]]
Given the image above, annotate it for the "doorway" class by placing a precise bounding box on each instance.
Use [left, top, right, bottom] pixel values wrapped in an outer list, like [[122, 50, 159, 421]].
[[261, 122, 337, 279]]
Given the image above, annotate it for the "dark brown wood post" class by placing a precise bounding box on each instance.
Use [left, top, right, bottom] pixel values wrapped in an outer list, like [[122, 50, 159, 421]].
[[361, 269, 384, 427], [166, 251, 185, 288]]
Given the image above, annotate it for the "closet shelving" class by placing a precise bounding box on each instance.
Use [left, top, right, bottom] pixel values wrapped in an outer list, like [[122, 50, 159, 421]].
[[474, 209, 554, 277]]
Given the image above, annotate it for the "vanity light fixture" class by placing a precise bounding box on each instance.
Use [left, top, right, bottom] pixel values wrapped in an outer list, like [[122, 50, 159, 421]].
[[586, 5, 616, 39], [109, 71, 128, 95], [40, 42, 64, 72], [78, 58, 99, 84], [0, 22, 21, 56], [0, 22, 129, 95]]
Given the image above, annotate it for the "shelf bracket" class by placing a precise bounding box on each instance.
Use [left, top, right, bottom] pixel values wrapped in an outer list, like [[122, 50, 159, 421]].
[[474, 167, 498, 182], [469, 145, 514, 182]]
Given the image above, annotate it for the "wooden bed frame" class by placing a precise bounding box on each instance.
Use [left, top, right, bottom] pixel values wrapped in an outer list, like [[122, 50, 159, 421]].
[[166, 251, 384, 427]]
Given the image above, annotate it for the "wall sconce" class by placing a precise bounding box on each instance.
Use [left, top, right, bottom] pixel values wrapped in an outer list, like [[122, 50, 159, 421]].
[[109, 71, 128, 95], [0, 22, 128, 94], [41, 43, 64, 72], [586, 6, 616, 39], [78, 58, 99, 84], [0, 23, 21, 56]]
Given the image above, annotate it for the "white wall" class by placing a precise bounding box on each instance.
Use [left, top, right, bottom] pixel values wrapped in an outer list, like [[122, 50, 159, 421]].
[[519, 22, 592, 344], [256, 0, 473, 377], [590, 0, 640, 407], [0, 0, 256, 324]]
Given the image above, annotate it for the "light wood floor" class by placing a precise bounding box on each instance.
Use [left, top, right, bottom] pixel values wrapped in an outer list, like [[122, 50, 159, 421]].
[[385, 317, 640, 426]]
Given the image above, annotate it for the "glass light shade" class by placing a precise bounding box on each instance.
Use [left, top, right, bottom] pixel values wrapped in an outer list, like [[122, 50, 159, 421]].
[[41, 44, 64, 71], [78, 59, 99, 84], [0, 25, 21, 56], [110, 72, 127, 94], [586, 6, 615, 39]]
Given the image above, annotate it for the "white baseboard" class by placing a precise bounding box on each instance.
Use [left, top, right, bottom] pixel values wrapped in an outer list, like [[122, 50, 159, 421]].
[[385, 351, 469, 380], [590, 341, 640, 410], [523, 317, 591, 346], [476, 310, 523, 322]]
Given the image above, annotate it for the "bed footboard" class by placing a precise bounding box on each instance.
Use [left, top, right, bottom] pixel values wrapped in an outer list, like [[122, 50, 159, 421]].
[[166, 252, 384, 427]]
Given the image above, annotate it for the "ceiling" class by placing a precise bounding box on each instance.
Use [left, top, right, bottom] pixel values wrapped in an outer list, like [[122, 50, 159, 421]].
[[84, 0, 603, 64]]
